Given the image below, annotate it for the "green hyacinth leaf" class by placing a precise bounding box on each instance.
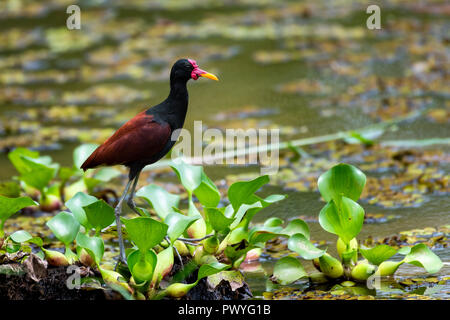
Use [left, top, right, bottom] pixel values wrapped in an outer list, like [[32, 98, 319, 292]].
[[64, 179, 87, 201], [83, 199, 115, 231], [404, 243, 443, 274], [165, 282, 196, 298], [281, 219, 310, 239], [0, 195, 37, 223], [0, 181, 20, 198], [65, 192, 97, 228], [46, 211, 80, 246], [76, 232, 104, 265], [260, 194, 286, 207], [360, 245, 397, 266], [228, 175, 269, 211], [19, 156, 58, 192], [287, 233, 325, 260], [127, 249, 157, 284], [228, 227, 248, 245], [204, 207, 234, 232], [398, 246, 412, 255], [123, 217, 168, 252], [152, 245, 174, 284], [197, 262, 230, 281], [9, 230, 43, 247], [249, 225, 284, 245], [170, 161, 202, 193], [264, 217, 284, 228], [83, 168, 121, 193], [165, 211, 199, 243], [318, 197, 364, 244], [8, 148, 40, 175], [230, 202, 263, 230], [194, 170, 221, 207], [136, 184, 180, 220], [98, 267, 133, 299], [9, 230, 33, 243], [59, 166, 78, 182], [7, 147, 58, 192], [318, 163, 366, 204], [272, 256, 307, 285]]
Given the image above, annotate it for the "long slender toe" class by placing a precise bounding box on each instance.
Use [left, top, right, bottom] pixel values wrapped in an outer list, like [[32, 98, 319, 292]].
[[127, 198, 140, 215]]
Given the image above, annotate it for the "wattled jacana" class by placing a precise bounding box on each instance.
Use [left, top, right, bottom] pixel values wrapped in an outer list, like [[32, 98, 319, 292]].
[[81, 59, 218, 265]]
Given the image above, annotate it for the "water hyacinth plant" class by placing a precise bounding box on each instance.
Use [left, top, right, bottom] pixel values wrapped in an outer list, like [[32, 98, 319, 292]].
[[4, 145, 121, 213], [270, 163, 443, 286], [0, 157, 443, 299], [0, 195, 38, 249], [7, 148, 61, 211], [112, 160, 292, 299], [2, 158, 290, 299]]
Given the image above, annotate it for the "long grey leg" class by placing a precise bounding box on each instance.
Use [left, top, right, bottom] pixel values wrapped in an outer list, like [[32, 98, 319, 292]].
[[114, 177, 134, 269], [127, 170, 142, 214]]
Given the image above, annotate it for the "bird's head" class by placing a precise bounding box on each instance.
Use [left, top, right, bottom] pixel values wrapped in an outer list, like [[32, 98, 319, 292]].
[[171, 59, 219, 82]]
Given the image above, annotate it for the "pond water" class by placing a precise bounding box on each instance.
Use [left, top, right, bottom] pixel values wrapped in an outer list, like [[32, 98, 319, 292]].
[[0, 0, 448, 299]]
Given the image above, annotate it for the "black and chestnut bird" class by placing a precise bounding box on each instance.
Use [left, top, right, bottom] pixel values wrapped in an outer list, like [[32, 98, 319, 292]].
[[81, 59, 218, 264]]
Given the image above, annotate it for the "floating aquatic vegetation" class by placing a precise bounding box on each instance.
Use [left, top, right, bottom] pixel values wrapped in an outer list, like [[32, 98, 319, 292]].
[[253, 50, 318, 65], [0, 126, 116, 152], [427, 108, 449, 124], [45, 28, 98, 53], [264, 282, 449, 300], [271, 139, 449, 209], [0, 28, 44, 50], [2, 106, 115, 124], [0, 87, 58, 106], [364, 225, 449, 250], [276, 79, 334, 96], [264, 288, 376, 300], [62, 84, 151, 105]]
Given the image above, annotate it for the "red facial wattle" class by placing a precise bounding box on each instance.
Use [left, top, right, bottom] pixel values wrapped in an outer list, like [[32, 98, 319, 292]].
[[188, 59, 219, 81]]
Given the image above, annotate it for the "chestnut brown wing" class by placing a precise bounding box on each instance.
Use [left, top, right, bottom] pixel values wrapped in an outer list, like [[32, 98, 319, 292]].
[[81, 111, 171, 170]]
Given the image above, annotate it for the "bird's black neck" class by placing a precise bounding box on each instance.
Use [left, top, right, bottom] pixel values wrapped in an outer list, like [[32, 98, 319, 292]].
[[167, 78, 189, 106], [146, 72, 190, 131], [156, 77, 189, 129]]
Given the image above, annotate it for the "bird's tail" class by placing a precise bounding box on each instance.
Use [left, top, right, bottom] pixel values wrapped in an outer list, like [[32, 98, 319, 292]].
[[81, 148, 100, 171]]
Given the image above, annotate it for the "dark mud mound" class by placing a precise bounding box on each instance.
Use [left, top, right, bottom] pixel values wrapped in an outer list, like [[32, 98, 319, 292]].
[[175, 258, 253, 300], [0, 253, 111, 300], [186, 277, 252, 300], [0, 265, 108, 300], [1, 253, 252, 300]]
